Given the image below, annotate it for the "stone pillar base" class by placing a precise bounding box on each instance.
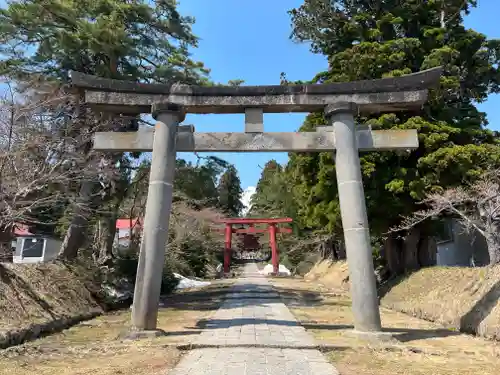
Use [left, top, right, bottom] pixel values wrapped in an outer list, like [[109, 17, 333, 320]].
[[343, 329, 397, 344], [121, 328, 167, 340]]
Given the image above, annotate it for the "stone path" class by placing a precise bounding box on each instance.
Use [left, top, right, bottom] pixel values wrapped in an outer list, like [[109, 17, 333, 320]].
[[168, 263, 338, 375]]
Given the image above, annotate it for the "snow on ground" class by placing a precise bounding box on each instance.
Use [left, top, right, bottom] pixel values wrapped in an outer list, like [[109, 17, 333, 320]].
[[129, 273, 212, 309], [173, 273, 211, 289], [260, 264, 291, 276], [102, 284, 134, 302]]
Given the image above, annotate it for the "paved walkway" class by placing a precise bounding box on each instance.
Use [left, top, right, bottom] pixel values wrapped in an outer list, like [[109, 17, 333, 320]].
[[168, 263, 338, 375]]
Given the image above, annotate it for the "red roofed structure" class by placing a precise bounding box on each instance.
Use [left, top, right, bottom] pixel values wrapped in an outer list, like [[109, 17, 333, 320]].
[[116, 218, 142, 230], [115, 218, 143, 246], [13, 224, 33, 236]]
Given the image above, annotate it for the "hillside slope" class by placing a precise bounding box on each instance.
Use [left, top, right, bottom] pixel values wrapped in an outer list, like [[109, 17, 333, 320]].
[[305, 260, 500, 340], [0, 261, 104, 348], [381, 266, 500, 340]]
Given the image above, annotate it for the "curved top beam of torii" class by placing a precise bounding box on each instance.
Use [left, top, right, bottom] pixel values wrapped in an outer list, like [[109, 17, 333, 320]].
[[69, 67, 443, 115]]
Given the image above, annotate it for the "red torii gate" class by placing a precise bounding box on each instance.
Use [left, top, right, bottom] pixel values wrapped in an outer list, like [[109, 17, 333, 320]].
[[217, 217, 293, 275]]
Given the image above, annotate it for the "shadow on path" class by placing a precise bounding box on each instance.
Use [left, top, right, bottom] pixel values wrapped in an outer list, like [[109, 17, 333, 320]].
[[460, 279, 500, 335], [187, 317, 461, 343], [167, 286, 327, 311], [164, 271, 464, 345]]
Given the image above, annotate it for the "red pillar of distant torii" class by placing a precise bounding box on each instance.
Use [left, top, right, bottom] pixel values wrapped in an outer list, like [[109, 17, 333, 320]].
[[218, 217, 293, 274]]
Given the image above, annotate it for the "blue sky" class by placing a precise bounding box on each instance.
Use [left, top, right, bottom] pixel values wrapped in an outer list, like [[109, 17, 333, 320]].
[[175, 0, 327, 195], [0, 1, 498, 200], [176, 0, 500, 195]]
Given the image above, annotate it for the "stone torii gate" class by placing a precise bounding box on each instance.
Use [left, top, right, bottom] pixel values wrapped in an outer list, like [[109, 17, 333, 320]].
[[70, 66, 442, 336], [216, 217, 293, 274]]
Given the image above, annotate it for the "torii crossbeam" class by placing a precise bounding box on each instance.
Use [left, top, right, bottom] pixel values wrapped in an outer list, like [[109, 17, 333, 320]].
[[70, 66, 443, 337]]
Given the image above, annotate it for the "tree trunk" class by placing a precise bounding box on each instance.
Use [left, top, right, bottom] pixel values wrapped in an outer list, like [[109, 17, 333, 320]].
[[58, 179, 94, 260], [336, 239, 346, 260], [383, 233, 403, 275], [403, 227, 421, 271], [384, 227, 437, 276], [485, 236, 500, 265], [97, 213, 118, 265], [418, 235, 437, 267]]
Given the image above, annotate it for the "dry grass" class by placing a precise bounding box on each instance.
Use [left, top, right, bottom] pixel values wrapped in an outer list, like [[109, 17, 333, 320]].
[[303, 259, 350, 293], [3, 258, 499, 375], [327, 348, 496, 375], [301, 260, 500, 340], [0, 262, 103, 330], [0, 280, 233, 375], [380, 265, 500, 340], [1, 343, 181, 375], [270, 277, 500, 375]]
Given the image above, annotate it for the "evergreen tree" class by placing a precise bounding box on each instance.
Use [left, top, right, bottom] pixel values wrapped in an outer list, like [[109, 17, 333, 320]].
[[285, 0, 500, 270], [250, 160, 297, 221], [175, 157, 229, 208], [217, 165, 244, 217], [0, 0, 209, 83]]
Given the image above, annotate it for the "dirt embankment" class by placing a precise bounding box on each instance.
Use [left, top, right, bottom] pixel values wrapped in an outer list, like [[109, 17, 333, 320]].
[[0, 261, 105, 348], [305, 260, 500, 340]]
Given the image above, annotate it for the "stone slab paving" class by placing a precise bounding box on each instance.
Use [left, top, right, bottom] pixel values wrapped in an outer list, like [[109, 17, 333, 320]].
[[171, 348, 336, 375], [167, 263, 339, 374]]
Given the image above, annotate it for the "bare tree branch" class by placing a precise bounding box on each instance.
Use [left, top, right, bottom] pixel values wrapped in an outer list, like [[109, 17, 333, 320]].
[[390, 170, 500, 265]]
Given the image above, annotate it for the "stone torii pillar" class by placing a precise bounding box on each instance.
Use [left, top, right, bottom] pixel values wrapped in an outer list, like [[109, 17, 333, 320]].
[[326, 102, 381, 332], [131, 103, 184, 331]]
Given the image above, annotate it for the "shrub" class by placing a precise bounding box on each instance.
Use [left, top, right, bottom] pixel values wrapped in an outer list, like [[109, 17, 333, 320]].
[[113, 246, 179, 295]]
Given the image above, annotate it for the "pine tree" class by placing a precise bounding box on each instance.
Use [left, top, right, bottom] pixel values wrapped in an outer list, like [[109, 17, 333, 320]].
[[285, 0, 500, 270], [0, 0, 209, 83], [217, 166, 244, 217]]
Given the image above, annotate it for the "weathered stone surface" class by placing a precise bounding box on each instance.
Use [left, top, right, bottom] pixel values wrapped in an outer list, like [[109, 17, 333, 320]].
[[121, 328, 167, 340], [92, 128, 419, 152], [151, 102, 185, 121], [130, 110, 180, 331], [342, 329, 398, 344], [245, 108, 264, 133], [169, 348, 338, 375], [84, 89, 429, 114], [70, 67, 442, 114], [70, 67, 441, 96], [324, 101, 359, 116]]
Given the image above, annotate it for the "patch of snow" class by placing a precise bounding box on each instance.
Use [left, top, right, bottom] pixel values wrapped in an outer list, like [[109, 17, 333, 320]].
[[129, 272, 213, 308], [260, 264, 291, 276], [102, 284, 133, 302], [173, 273, 211, 289]]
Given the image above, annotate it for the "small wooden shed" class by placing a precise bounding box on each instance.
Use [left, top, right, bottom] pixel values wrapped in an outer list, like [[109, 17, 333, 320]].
[[12, 235, 62, 264]]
